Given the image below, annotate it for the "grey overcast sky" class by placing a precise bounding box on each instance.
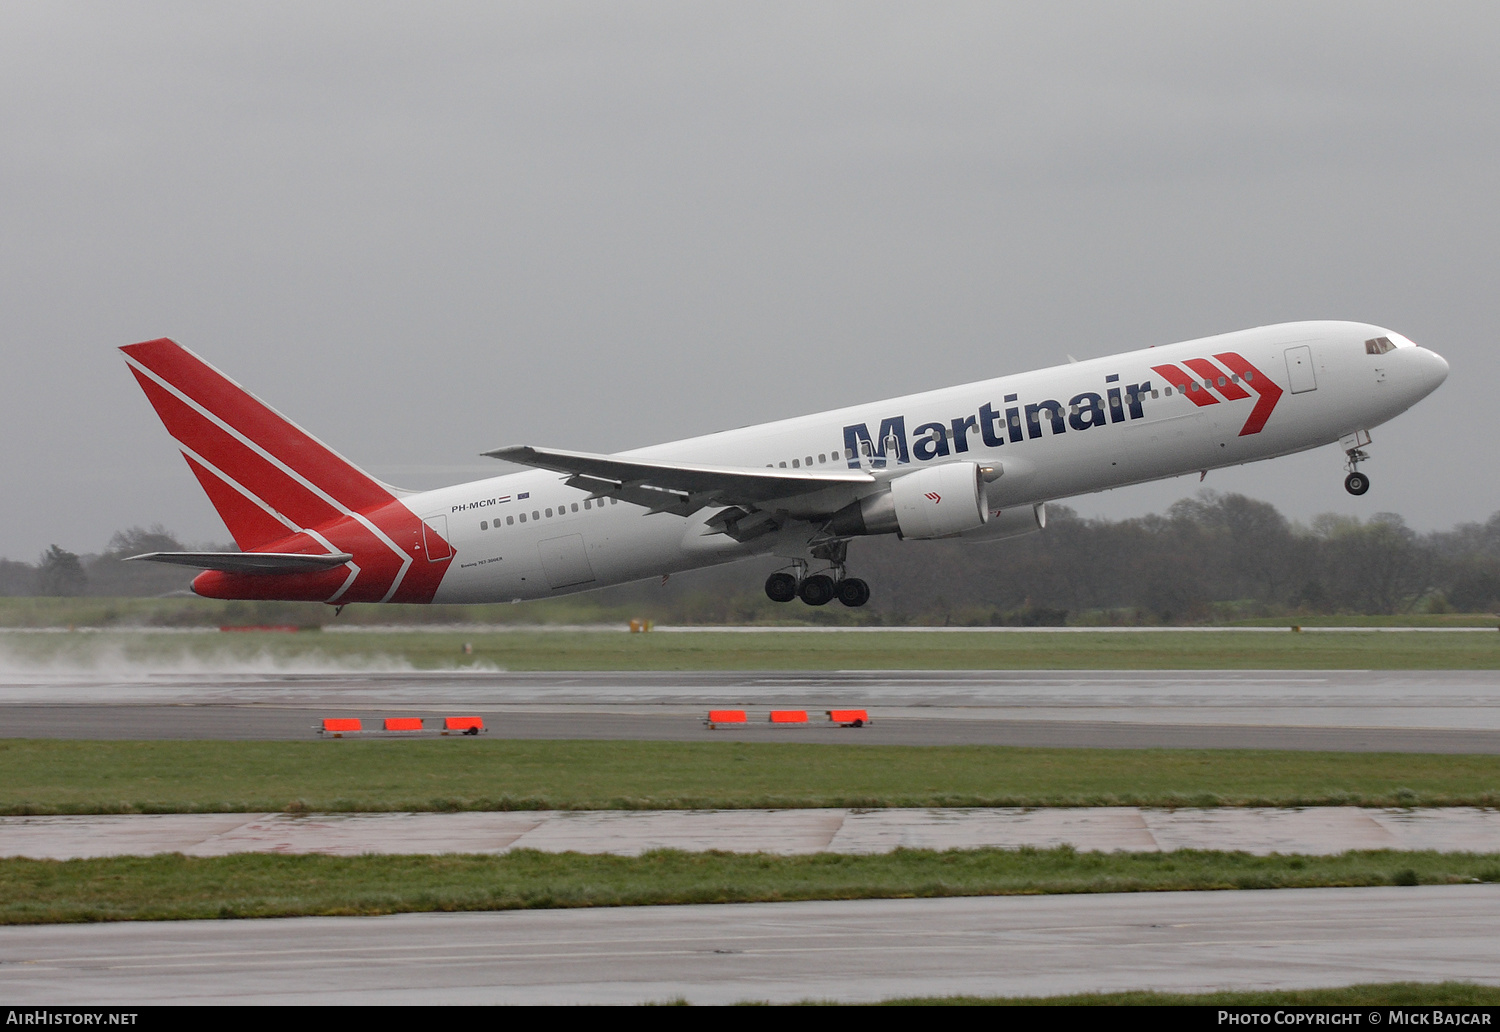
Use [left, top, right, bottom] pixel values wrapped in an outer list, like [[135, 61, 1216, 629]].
[[2, 2, 1496, 558]]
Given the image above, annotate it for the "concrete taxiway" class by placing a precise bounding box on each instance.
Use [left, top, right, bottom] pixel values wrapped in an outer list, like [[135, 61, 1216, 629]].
[[3, 886, 1496, 1004], [3, 806, 1497, 860], [2, 669, 1499, 751]]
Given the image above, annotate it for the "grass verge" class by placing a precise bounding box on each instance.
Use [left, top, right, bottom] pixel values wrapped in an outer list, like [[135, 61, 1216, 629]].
[[3, 739, 1499, 813], [2, 848, 1498, 925], [864, 982, 1500, 1005]]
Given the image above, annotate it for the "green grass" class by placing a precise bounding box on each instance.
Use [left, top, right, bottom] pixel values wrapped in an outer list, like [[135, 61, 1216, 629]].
[[6, 627, 1500, 669], [865, 982, 1500, 1005], [2, 739, 1497, 813], [2, 847, 1497, 925]]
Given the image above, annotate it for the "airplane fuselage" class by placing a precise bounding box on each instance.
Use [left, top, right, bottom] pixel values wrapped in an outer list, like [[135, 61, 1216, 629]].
[[406, 321, 1447, 604]]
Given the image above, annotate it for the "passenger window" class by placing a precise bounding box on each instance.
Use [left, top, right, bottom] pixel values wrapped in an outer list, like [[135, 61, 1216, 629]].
[[480, 521, 488, 530], [845, 448, 854, 459], [818, 454, 826, 463], [780, 461, 788, 467], [507, 516, 514, 525], [1244, 370, 1253, 381], [571, 503, 579, 512], [1165, 387, 1173, 396], [1151, 389, 1160, 399], [805, 456, 813, 466], [519, 513, 527, 523], [610, 497, 617, 505], [1109, 396, 1121, 407], [1230, 374, 1239, 383], [792, 459, 800, 468], [583, 499, 590, 509], [1217, 377, 1226, 386], [533, 510, 540, 520]]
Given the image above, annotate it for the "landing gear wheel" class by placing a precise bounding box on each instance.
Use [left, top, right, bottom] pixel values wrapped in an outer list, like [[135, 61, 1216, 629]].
[[836, 577, 871, 608], [1344, 471, 1370, 496], [765, 572, 798, 603], [799, 574, 835, 606]]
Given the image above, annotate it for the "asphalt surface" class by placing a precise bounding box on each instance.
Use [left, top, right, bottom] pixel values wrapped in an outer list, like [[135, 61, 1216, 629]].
[[3, 886, 1497, 1004], [2, 669, 1499, 750]]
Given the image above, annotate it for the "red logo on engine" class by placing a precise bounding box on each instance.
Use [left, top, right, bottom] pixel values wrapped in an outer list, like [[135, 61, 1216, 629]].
[[925, 492, 941, 502], [1149, 352, 1283, 436]]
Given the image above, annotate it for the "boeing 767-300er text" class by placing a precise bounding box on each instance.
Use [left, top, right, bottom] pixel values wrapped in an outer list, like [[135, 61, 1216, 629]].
[[120, 323, 1448, 608]]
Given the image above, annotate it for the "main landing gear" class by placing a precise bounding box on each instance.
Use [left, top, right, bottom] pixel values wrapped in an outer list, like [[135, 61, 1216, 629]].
[[765, 559, 871, 608], [1342, 429, 1372, 496]]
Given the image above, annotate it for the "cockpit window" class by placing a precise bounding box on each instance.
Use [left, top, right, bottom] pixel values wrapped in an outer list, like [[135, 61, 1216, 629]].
[[1365, 337, 1396, 355]]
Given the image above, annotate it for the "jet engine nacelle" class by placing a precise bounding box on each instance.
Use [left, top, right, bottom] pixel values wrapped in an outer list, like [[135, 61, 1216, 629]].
[[963, 501, 1047, 542], [827, 461, 989, 539]]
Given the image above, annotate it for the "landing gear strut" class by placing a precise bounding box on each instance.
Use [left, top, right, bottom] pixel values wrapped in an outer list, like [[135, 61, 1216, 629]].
[[1342, 430, 1372, 496]]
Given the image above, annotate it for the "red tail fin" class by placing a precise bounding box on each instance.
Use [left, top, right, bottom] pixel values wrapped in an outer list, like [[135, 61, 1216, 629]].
[[121, 338, 450, 604], [121, 338, 398, 549]]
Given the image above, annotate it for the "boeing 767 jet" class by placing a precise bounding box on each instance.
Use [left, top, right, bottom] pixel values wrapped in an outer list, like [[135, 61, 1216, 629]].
[[120, 322, 1448, 608]]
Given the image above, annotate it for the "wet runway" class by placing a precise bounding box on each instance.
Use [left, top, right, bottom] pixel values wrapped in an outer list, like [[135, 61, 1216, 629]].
[[3, 806, 1497, 859], [3, 668, 1497, 1003], [3, 886, 1496, 1004], [2, 669, 1499, 750]]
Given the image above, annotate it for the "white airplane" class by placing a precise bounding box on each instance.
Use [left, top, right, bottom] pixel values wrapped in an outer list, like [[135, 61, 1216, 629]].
[[121, 322, 1448, 609]]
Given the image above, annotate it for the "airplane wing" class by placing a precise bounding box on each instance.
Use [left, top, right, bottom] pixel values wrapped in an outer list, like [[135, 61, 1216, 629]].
[[484, 445, 875, 516], [126, 551, 354, 574]]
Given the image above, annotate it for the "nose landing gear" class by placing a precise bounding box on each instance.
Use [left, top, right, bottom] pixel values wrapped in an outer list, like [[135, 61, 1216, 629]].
[[1341, 429, 1373, 496]]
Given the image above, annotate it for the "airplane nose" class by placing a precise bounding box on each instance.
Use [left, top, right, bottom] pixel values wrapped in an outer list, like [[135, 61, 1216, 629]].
[[1419, 347, 1450, 390]]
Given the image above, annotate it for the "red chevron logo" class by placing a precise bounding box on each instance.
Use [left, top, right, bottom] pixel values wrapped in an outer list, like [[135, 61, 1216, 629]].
[[925, 492, 941, 502], [1149, 351, 1283, 436]]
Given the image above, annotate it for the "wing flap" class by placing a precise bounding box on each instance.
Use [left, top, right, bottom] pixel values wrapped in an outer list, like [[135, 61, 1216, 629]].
[[126, 551, 355, 574]]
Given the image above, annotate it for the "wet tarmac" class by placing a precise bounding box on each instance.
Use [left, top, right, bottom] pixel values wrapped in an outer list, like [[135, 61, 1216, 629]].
[[3, 886, 1496, 1004], [2, 669, 1499, 750]]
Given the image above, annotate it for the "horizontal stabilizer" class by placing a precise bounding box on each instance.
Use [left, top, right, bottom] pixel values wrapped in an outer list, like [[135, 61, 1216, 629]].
[[125, 551, 354, 574]]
